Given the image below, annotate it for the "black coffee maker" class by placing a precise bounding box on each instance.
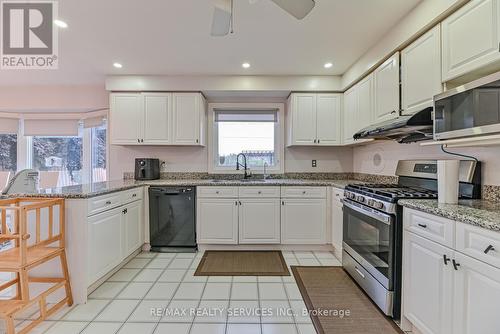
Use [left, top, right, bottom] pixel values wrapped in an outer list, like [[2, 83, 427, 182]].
[[134, 158, 160, 180]]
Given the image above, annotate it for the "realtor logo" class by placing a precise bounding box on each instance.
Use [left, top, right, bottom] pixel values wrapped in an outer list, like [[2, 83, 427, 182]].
[[1, 0, 58, 69]]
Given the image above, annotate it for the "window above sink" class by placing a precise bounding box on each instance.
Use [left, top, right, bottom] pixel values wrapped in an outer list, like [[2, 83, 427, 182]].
[[208, 103, 285, 175]]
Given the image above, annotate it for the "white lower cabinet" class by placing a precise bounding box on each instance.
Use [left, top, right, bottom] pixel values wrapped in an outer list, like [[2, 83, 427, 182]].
[[281, 198, 326, 244], [196, 186, 327, 245], [239, 199, 280, 244], [404, 232, 453, 334], [452, 251, 500, 334], [88, 207, 124, 284], [403, 208, 500, 334], [197, 198, 238, 244], [122, 200, 143, 257], [331, 188, 344, 258], [87, 190, 144, 286]]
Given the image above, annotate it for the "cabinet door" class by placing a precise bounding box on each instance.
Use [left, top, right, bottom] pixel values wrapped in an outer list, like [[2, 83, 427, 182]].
[[442, 0, 500, 82], [374, 53, 400, 122], [281, 199, 326, 244], [239, 199, 280, 244], [401, 25, 442, 115], [403, 232, 453, 334], [197, 199, 238, 244], [123, 200, 143, 258], [110, 93, 143, 145], [452, 252, 500, 334], [342, 88, 357, 144], [331, 199, 343, 256], [291, 93, 317, 145], [356, 73, 374, 131], [87, 207, 123, 284], [172, 93, 202, 145], [143, 93, 172, 145], [316, 94, 341, 145]]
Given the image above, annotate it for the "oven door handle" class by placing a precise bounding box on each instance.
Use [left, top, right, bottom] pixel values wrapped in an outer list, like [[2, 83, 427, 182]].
[[343, 199, 393, 225]]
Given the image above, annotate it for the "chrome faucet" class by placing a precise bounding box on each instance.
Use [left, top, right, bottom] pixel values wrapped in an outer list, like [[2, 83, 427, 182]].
[[236, 153, 250, 179], [263, 161, 269, 180]]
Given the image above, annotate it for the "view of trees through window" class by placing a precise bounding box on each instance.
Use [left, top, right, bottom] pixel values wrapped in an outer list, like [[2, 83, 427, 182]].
[[33, 136, 83, 187], [0, 135, 17, 172], [92, 126, 107, 182]]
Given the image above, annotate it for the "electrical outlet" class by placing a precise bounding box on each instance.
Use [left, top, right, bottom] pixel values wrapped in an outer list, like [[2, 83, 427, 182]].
[[312, 160, 317, 168]]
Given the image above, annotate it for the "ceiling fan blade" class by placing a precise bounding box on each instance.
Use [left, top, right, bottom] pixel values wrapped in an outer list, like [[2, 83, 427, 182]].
[[211, 0, 232, 36], [270, 0, 315, 20]]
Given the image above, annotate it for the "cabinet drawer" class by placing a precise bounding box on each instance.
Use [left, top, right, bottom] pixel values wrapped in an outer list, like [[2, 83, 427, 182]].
[[281, 187, 327, 198], [239, 187, 280, 198], [197, 186, 238, 198], [404, 208, 455, 248], [456, 222, 500, 269], [122, 187, 143, 204], [88, 193, 123, 216]]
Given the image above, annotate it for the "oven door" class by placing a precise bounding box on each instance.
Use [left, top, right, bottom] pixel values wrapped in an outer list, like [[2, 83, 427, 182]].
[[342, 199, 395, 290]]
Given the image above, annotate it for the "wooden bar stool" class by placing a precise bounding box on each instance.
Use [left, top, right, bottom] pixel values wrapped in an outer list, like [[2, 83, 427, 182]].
[[0, 198, 73, 334]]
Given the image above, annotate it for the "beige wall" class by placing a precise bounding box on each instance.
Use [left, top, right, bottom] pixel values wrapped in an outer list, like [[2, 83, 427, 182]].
[[352, 141, 500, 186], [109, 145, 353, 180]]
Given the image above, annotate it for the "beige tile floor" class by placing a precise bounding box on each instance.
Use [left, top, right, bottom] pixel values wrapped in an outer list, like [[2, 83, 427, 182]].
[[3, 251, 341, 334]]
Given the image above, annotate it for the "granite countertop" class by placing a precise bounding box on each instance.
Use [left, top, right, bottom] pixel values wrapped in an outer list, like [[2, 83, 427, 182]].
[[6, 178, 359, 199], [399, 199, 500, 232]]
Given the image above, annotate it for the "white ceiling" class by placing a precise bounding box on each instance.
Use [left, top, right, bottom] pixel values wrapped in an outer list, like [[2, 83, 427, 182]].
[[1, 0, 421, 85]]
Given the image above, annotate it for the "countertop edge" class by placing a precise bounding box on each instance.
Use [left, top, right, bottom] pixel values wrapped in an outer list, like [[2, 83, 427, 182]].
[[399, 199, 500, 232]]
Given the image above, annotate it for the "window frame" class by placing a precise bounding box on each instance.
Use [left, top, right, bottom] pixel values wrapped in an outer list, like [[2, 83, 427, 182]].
[[23, 122, 109, 186], [208, 103, 285, 174]]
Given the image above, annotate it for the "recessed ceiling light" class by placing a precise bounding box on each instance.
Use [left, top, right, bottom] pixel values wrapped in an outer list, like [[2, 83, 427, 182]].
[[324, 62, 333, 69], [54, 20, 68, 28], [113, 62, 123, 69], [242, 62, 251, 69]]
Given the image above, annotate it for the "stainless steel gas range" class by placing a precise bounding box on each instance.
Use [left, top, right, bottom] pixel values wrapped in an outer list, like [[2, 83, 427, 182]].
[[342, 160, 481, 319]]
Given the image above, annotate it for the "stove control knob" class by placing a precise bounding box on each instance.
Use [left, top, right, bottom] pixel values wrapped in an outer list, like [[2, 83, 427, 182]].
[[373, 201, 384, 209], [349, 193, 356, 200], [356, 195, 365, 203], [367, 199, 374, 206]]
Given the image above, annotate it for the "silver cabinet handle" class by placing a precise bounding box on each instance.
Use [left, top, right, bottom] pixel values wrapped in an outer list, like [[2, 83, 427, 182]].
[[354, 266, 365, 279]]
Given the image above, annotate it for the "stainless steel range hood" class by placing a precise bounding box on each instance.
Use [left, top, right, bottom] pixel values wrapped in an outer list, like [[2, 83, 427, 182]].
[[353, 107, 433, 143]]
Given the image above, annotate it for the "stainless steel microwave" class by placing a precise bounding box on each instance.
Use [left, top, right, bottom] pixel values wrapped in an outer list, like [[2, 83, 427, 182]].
[[434, 71, 500, 140]]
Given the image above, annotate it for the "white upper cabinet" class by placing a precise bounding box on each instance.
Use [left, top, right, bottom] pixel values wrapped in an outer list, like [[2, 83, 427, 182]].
[[442, 0, 500, 82], [357, 74, 374, 128], [374, 52, 400, 122], [287, 93, 341, 146], [143, 93, 172, 144], [342, 87, 357, 144], [342, 74, 373, 144], [401, 26, 442, 115], [316, 94, 342, 145], [172, 93, 206, 145], [110, 93, 144, 145], [110, 92, 206, 146], [288, 93, 317, 145]]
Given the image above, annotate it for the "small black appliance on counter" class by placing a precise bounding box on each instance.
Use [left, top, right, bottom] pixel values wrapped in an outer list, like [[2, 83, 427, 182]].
[[135, 158, 160, 180]]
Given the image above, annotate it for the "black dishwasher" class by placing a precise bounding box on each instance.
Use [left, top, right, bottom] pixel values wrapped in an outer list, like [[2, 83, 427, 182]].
[[149, 187, 196, 252]]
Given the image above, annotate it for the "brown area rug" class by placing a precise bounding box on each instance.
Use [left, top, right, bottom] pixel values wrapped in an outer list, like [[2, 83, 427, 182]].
[[194, 251, 290, 276], [291, 266, 403, 334]]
